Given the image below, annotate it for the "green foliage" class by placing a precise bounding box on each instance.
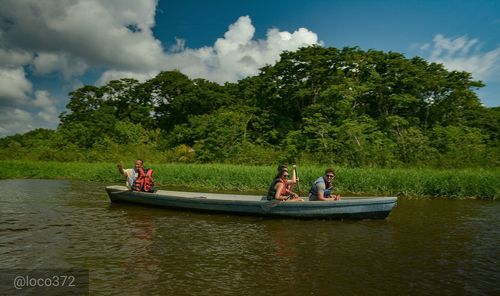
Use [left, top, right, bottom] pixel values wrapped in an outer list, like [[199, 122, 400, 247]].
[[160, 144, 196, 163], [0, 161, 497, 199], [145, 71, 234, 131], [169, 107, 253, 162], [0, 45, 498, 168], [429, 125, 490, 167]]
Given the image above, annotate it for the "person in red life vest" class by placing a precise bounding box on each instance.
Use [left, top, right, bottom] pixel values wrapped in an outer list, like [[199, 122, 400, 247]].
[[308, 168, 341, 201], [267, 167, 303, 202], [117, 159, 155, 192], [276, 164, 300, 195]]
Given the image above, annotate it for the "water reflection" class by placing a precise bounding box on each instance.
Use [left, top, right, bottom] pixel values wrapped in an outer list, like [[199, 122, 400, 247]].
[[0, 179, 498, 295]]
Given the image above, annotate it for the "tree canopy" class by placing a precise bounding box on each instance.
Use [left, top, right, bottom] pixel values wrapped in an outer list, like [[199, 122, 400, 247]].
[[1, 46, 498, 167]]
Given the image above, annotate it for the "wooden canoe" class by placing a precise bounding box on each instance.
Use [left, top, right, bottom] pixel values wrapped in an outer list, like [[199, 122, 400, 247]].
[[105, 185, 397, 219]]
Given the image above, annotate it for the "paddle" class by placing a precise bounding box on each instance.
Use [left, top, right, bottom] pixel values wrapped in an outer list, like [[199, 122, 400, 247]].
[[293, 164, 300, 197]]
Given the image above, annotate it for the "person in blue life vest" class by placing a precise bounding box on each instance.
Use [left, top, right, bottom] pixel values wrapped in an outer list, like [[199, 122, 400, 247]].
[[267, 167, 303, 202], [117, 159, 155, 192], [308, 168, 341, 201]]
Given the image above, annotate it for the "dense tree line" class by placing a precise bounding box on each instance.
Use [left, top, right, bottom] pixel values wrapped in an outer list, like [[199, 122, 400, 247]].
[[1, 46, 499, 167]]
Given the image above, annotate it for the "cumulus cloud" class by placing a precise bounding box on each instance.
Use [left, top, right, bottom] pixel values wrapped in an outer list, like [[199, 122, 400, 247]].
[[420, 34, 500, 82], [32, 52, 88, 79], [33, 90, 59, 123], [1, 0, 165, 74], [0, 64, 62, 137], [0, 49, 32, 67], [1, 0, 318, 83], [0, 0, 319, 137], [98, 15, 319, 84], [0, 108, 35, 137], [163, 16, 319, 84], [0, 0, 163, 136], [0, 67, 32, 106], [0, 90, 61, 137]]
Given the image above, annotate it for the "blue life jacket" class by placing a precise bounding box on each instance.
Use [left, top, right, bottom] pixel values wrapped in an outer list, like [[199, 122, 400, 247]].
[[309, 177, 332, 200]]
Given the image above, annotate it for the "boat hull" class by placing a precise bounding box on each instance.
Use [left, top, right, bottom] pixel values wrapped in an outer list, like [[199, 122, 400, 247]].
[[105, 186, 397, 219]]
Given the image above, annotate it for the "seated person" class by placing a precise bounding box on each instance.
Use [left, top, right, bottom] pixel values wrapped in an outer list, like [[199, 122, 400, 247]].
[[267, 168, 303, 202], [117, 159, 155, 192], [309, 168, 341, 201]]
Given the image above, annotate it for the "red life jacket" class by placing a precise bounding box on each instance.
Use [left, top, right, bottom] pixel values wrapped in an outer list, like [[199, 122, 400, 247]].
[[275, 178, 291, 196], [267, 177, 291, 200], [133, 168, 155, 192], [281, 178, 292, 196]]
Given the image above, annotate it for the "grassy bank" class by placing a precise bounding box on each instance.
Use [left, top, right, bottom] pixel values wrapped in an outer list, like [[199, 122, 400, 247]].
[[0, 161, 498, 199]]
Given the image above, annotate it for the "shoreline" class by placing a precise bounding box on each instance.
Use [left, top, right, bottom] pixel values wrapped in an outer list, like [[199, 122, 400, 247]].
[[0, 160, 498, 200]]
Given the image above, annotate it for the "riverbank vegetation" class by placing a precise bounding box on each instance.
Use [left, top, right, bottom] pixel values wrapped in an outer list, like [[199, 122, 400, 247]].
[[0, 46, 498, 198], [0, 46, 498, 168], [0, 161, 497, 199]]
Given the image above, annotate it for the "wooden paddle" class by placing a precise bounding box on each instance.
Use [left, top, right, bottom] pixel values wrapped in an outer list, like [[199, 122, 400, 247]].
[[293, 164, 300, 197]]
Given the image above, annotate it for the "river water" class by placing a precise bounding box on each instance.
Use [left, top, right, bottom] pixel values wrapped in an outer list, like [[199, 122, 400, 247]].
[[0, 179, 498, 295]]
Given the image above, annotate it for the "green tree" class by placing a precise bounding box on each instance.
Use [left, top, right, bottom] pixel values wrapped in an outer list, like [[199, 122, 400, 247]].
[[58, 78, 155, 148], [169, 107, 254, 162], [430, 125, 489, 167]]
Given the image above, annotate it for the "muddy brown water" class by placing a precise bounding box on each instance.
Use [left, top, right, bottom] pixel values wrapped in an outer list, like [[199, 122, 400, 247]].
[[0, 179, 498, 295]]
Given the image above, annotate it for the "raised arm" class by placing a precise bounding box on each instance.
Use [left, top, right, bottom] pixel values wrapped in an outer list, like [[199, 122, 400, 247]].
[[287, 165, 298, 185], [117, 161, 126, 177]]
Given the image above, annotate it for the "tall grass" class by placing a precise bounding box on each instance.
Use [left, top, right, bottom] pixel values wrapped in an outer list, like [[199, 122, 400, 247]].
[[0, 160, 498, 199]]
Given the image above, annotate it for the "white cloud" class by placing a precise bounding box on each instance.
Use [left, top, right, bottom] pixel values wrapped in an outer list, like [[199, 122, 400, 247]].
[[422, 34, 500, 82], [162, 16, 319, 84], [0, 0, 165, 75], [0, 108, 35, 137], [1, 1, 318, 84], [32, 52, 88, 79], [95, 15, 319, 84], [0, 1, 320, 137], [0, 67, 32, 105], [0, 49, 32, 67], [32, 90, 60, 127], [0, 90, 61, 137], [0, 0, 166, 136]]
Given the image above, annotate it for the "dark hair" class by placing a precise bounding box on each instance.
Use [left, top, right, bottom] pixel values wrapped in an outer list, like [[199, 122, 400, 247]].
[[325, 168, 335, 175], [273, 165, 288, 178], [277, 164, 288, 172], [274, 168, 288, 179]]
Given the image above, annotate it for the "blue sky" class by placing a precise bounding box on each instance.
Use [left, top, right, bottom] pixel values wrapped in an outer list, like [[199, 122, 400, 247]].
[[0, 0, 499, 137]]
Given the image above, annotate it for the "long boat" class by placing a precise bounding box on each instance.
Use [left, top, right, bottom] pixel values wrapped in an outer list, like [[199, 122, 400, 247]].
[[105, 185, 397, 219]]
